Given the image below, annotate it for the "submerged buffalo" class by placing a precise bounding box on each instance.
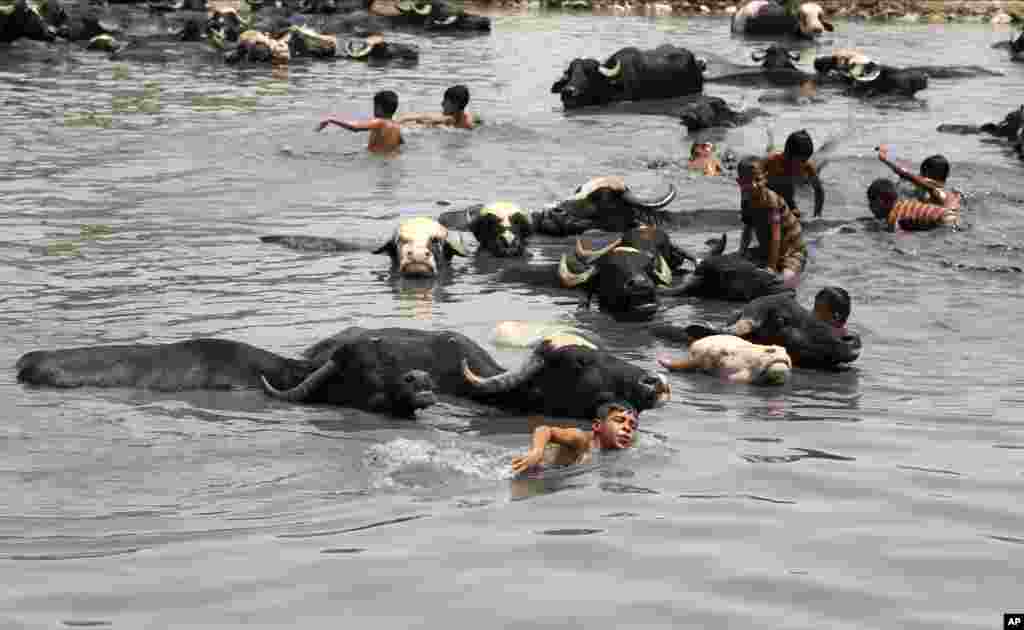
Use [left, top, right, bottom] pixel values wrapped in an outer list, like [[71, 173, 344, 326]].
[[677, 95, 768, 132], [18, 328, 670, 419], [388, 0, 490, 32], [731, 0, 833, 38], [815, 50, 1002, 97], [551, 44, 705, 110], [660, 245, 791, 303], [532, 176, 678, 236], [937, 105, 1023, 161], [438, 201, 534, 258], [1, 0, 57, 43], [991, 31, 1023, 61], [704, 45, 815, 88], [557, 225, 696, 321], [657, 292, 862, 369], [658, 335, 792, 386]]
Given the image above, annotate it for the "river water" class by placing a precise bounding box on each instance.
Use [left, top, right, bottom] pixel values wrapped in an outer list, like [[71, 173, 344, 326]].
[[1, 11, 1022, 629]]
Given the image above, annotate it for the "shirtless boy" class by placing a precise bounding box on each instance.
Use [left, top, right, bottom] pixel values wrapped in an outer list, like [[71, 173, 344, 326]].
[[510, 402, 638, 475], [737, 156, 808, 290], [317, 90, 403, 154], [397, 84, 477, 129]]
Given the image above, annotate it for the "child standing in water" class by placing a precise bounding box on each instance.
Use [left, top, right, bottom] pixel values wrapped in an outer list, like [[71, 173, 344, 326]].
[[397, 85, 478, 129], [511, 401, 639, 475], [762, 129, 825, 218], [317, 90, 403, 154], [737, 156, 808, 290]]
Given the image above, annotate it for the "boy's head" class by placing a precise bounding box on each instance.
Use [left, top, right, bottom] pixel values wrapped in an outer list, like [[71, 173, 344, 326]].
[[814, 286, 851, 328], [919, 154, 949, 184], [442, 84, 470, 116], [867, 177, 898, 219], [373, 90, 399, 118], [592, 401, 638, 450], [736, 155, 762, 192], [783, 129, 814, 163], [690, 141, 714, 160]]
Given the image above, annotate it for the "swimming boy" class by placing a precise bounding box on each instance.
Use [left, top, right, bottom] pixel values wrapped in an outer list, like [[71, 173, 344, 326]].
[[813, 286, 851, 337], [866, 177, 960, 231], [510, 401, 638, 475], [688, 141, 722, 176], [396, 84, 477, 129], [737, 156, 808, 290], [761, 129, 825, 218], [316, 90, 403, 154], [876, 145, 959, 209]]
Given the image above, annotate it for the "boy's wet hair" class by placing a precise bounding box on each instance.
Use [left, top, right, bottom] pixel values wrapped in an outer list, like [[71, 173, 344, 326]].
[[783, 129, 814, 161], [595, 401, 637, 420], [866, 177, 898, 218], [374, 90, 399, 117], [443, 84, 470, 109], [919, 154, 950, 183], [815, 286, 851, 323]]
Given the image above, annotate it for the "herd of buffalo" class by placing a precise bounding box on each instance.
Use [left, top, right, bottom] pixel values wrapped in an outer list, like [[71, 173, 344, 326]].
[[8, 0, 1023, 420]]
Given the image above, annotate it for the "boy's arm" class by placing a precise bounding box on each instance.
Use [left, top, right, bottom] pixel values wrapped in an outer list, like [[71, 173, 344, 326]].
[[396, 112, 452, 126], [809, 171, 825, 217], [511, 425, 590, 474], [317, 117, 384, 132], [876, 145, 941, 196]]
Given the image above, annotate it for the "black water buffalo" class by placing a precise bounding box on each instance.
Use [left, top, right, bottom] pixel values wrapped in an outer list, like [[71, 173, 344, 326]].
[[438, 202, 534, 258], [459, 332, 671, 418], [677, 95, 768, 132], [704, 45, 815, 88], [40, 0, 119, 41], [991, 31, 1024, 61], [1, 0, 57, 43], [657, 293, 862, 369], [551, 44, 705, 110], [389, 0, 490, 31], [937, 105, 1024, 161], [731, 0, 833, 38], [556, 225, 696, 321], [531, 176, 678, 237], [286, 28, 418, 61], [661, 251, 790, 302], [813, 52, 928, 97]]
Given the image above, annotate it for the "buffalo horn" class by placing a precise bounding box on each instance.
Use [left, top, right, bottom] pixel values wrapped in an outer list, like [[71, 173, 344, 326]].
[[575, 237, 622, 262], [461, 353, 546, 394], [621, 183, 676, 211], [751, 50, 766, 62], [446, 231, 467, 256], [653, 255, 672, 286], [345, 39, 371, 58], [413, 1, 431, 15], [598, 59, 622, 79], [261, 360, 339, 402], [558, 253, 598, 287], [433, 15, 457, 25], [787, 49, 801, 61]]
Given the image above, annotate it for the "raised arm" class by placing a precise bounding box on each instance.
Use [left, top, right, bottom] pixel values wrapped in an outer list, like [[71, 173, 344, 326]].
[[876, 145, 943, 199], [395, 112, 453, 126], [809, 171, 825, 217], [511, 425, 590, 474], [317, 117, 385, 133]]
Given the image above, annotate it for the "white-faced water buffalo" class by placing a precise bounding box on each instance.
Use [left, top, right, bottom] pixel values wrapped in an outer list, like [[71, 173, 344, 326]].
[[532, 176, 678, 236], [0, 0, 57, 43], [551, 44, 705, 110], [460, 332, 671, 418], [659, 293, 862, 369], [438, 202, 534, 258], [658, 334, 792, 385], [557, 225, 696, 321], [372, 217, 467, 276], [18, 328, 669, 419], [731, 0, 833, 38]]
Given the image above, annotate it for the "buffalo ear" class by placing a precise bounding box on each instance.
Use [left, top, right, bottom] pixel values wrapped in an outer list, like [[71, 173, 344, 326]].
[[373, 241, 396, 257], [822, 20, 834, 32]]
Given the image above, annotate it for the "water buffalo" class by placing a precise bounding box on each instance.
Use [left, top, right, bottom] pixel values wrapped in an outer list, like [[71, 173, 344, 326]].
[[557, 225, 696, 321], [0, 0, 57, 43], [390, 0, 490, 31], [658, 335, 792, 385], [373, 216, 467, 277], [659, 293, 862, 369], [731, 0, 833, 38], [438, 201, 534, 258], [551, 44, 705, 110], [937, 105, 1024, 161], [660, 249, 791, 303], [460, 332, 671, 418], [677, 95, 768, 132], [39, 0, 119, 41], [531, 176, 678, 237], [705, 45, 814, 88], [813, 51, 928, 97], [992, 31, 1024, 61]]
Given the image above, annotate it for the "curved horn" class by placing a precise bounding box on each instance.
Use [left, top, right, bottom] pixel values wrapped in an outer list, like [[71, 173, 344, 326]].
[[558, 253, 598, 288], [597, 59, 622, 79], [575, 237, 622, 262], [345, 39, 371, 58], [462, 353, 546, 395], [413, 1, 432, 15], [751, 50, 766, 62], [621, 183, 677, 211], [433, 15, 457, 25], [261, 360, 339, 402], [787, 49, 802, 61], [706, 232, 727, 257], [445, 231, 467, 257], [653, 255, 672, 286]]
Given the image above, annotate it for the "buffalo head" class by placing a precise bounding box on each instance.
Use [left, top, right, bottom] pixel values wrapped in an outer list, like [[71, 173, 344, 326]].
[[342, 32, 418, 61], [980, 105, 1024, 139], [551, 57, 625, 109], [659, 334, 792, 386], [797, 2, 833, 37], [532, 176, 677, 236], [374, 217, 467, 277], [261, 334, 438, 417], [396, 0, 490, 31], [469, 202, 533, 257], [719, 293, 862, 368], [461, 333, 670, 418], [207, 8, 242, 44], [3, 0, 58, 42]]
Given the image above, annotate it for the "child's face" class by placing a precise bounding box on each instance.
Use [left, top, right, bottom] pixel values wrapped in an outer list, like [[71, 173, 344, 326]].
[[691, 142, 713, 159], [814, 300, 848, 330], [594, 410, 638, 450]]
